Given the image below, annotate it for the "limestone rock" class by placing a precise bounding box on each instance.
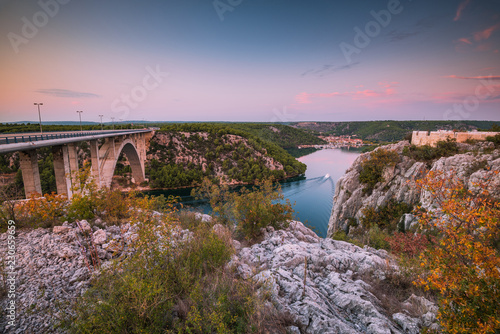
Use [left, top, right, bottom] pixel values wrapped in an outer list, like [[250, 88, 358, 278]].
[[235, 221, 438, 334], [77, 220, 92, 233], [53, 225, 72, 234], [92, 229, 107, 245]]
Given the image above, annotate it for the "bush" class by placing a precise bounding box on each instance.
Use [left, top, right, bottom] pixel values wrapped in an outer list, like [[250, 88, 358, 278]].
[[386, 232, 430, 258], [402, 138, 459, 163], [486, 133, 500, 147], [192, 178, 294, 241], [367, 226, 391, 250], [13, 193, 68, 228], [358, 149, 399, 195], [415, 170, 500, 333], [360, 199, 413, 233]]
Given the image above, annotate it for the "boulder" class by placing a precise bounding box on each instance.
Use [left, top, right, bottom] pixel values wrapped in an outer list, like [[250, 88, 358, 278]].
[[92, 229, 107, 245]]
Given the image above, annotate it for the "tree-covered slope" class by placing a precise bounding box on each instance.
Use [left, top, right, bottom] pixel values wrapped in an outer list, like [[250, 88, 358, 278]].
[[147, 123, 307, 188], [224, 123, 325, 148], [292, 120, 500, 143]]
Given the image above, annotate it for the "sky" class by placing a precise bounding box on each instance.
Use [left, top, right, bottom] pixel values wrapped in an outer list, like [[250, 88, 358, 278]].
[[0, 0, 499, 123]]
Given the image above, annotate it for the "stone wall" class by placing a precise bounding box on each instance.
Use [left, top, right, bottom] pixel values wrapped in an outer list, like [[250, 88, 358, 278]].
[[411, 131, 498, 146]]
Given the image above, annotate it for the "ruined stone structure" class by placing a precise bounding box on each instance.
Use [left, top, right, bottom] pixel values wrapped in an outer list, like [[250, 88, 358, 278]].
[[411, 130, 498, 146], [1, 130, 154, 198]]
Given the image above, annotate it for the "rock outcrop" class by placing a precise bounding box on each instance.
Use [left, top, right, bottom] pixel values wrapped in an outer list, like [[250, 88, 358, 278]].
[[232, 221, 438, 334], [327, 141, 500, 237]]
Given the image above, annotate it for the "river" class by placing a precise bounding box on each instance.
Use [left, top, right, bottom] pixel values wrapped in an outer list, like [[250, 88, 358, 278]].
[[145, 148, 361, 238]]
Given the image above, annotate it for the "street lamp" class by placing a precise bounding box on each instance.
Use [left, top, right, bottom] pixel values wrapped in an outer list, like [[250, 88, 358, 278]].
[[111, 117, 115, 130], [34, 103, 43, 134], [76, 110, 83, 132], [99, 114, 104, 131]]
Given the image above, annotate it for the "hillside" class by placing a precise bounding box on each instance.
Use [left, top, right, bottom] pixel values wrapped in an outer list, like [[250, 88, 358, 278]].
[[292, 120, 500, 143], [146, 123, 308, 188], [224, 123, 325, 148]]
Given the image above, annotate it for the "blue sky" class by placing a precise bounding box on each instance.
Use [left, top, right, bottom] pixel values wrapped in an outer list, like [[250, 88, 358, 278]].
[[0, 0, 499, 123]]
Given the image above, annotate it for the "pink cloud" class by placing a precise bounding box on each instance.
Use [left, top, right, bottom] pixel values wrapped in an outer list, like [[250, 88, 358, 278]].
[[294, 83, 399, 104], [377, 81, 399, 91], [458, 37, 473, 45], [473, 22, 500, 41], [454, 0, 470, 21], [295, 92, 312, 104], [445, 75, 500, 80]]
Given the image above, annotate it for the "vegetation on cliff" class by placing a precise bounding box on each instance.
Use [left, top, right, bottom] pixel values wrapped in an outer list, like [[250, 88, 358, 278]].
[[402, 138, 459, 163], [147, 123, 308, 188], [358, 148, 400, 195]]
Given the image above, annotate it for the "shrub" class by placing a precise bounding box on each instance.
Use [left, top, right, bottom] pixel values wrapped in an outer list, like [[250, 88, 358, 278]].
[[367, 226, 390, 250], [486, 133, 500, 147], [358, 149, 399, 195], [360, 199, 413, 233], [402, 138, 459, 163], [386, 232, 430, 258], [14, 193, 68, 228], [192, 178, 295, 241], [415, 170, 500, 333], [66, 218, 282, 333]]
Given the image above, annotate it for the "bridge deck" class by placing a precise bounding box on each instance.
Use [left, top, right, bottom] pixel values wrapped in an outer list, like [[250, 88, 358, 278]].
[[0, 129, 152, 154]]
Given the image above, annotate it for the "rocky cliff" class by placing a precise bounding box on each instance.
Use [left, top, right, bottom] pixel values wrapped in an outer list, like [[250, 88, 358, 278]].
[[327, 141, 500, 237]]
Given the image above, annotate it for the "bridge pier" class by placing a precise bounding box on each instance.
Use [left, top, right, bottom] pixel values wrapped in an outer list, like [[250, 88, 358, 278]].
[[90, 140, 102, 187], [52, 145, 79, 197], [19, 150, 42, 197]]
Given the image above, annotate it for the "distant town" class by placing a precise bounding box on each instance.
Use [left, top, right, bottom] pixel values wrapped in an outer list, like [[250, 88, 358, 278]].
[[299, 135, 365, 149]]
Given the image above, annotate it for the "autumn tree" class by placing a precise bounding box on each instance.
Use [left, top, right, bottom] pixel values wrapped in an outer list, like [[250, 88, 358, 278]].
[[415, 170, 500, 333]]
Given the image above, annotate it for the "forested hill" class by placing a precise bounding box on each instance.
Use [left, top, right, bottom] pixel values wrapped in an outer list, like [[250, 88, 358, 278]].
[[291, 120, 500, 143], [146, 123, 311, 188], [223, 123, 325, 148]]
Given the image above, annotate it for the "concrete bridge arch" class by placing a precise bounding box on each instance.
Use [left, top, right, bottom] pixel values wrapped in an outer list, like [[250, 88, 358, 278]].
[[90, 132, 148, 190], [94, 138, 145, 188]]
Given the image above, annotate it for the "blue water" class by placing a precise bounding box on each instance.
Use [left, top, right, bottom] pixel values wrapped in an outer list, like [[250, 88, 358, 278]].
[[145, 148, 361, 237], [282, 148, 361, 237]]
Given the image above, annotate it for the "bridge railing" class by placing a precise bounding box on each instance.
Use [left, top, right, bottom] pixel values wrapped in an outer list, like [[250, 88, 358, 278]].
[[0, 130, 145, 145]]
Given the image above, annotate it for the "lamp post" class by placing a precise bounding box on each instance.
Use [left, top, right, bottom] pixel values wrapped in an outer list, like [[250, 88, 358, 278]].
[[34, 103, 43, 134], [111, 117, 115, 130], [76, 110, 83, 132], [99, 114, 104, 131]]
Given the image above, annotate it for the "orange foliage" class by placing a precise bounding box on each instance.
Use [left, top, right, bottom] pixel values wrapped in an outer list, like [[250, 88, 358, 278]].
[[15, 192, 68, 228], [415, 170, 500, 333]]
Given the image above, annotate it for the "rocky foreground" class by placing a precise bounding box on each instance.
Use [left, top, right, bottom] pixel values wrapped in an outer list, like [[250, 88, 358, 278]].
[[1, 218, 437, 333]]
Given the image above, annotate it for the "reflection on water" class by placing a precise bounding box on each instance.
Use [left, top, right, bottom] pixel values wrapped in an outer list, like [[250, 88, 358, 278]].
[[144, 148, 361, 238]]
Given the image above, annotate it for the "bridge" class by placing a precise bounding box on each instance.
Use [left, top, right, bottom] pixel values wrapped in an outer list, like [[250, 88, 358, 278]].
[[0, 129, 154, 198]]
